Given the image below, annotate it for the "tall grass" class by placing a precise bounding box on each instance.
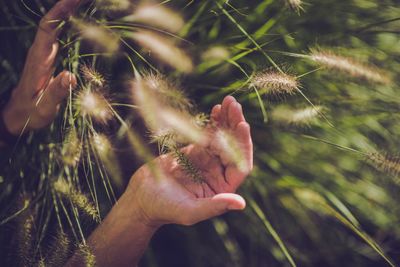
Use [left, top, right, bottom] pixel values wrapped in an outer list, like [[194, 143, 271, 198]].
[[0, 0, 400, 266]]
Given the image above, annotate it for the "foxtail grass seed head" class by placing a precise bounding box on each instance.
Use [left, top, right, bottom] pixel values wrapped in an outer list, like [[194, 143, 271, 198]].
[[142, 72, 192, 111], [54, 179, 100, 222], [132, 78, 206, 145], [156, 107, 207, 145], [92, 133, 124, 189], [309, 48, 392, 84], [92, 133, 112, 157], [96, 0, 131, 11], [201, 46, 230, 62], [129, 30, 193, 73], [272, 106, 323, 126], [62, 129, 82, 166], [46, 231, 71, 267], [293, 188, 328, 212], [251, 71, 299, 95], [285, 0, 304, 12], [18, 215, 34, 267], [77, 91, 113, 124], [173, 148, 204, 183], [81, 65, 106, 88], [367, 152, 400, 183], [125, 3, 184, 33], [215, 130, 248, 173], [78, 244, 96, 267], [71, 18, 119, 54]]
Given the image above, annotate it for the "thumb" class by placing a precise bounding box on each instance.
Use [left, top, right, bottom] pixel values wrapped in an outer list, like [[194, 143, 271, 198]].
[[181, 193, 246, 226], [38, 70, 77, 111]]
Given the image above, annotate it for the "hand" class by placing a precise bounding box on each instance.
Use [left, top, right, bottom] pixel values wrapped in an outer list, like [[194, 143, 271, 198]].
[[2, 0, 81, 135], [127, 96, 253, 228]]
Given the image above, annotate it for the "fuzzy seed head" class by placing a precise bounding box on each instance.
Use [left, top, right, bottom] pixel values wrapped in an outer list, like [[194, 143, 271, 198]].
[[81, 65, 106, 88], [173, 147, 204, 183], [92, 133, 111, 156], [54, 179, 100, 222], [77, 91, 112, 123], [215, 130, 249, 173], [71, 18, 119, 54], [272, 106, 323, 126], [62, 129, 82, 166], [126, 4, 184, 33], [129, 30, 193, 73], [309, 48, 392, 84], [367, 152, 400, 183], [201, 46, 230, 62], [132, 78, 206, 145], [285, 0, 304, 12], [142, 73, 192, 111], [78, 244, 96, 267], [252, 71, 299, 95], [96, 0, 131, 11]]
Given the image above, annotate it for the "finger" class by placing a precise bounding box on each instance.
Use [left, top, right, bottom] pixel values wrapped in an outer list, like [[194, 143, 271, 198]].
[[21, 0, 81, 96], [34, 0, 81, 50], [210, 104, 221, 124], [220, 96, 236, 127], [225, 122, 253, 189], [228, 101, 245, 129], [181, 193, 246, 225], [235, 121, 253, 172], [38, 71, 77, 113]]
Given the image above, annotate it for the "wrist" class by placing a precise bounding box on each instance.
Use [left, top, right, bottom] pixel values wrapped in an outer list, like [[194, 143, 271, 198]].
[[2, 91, 26, 136], [122, 182, 162, 231]]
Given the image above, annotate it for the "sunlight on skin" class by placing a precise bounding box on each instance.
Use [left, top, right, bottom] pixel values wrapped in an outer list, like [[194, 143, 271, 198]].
[[2, 0, 81, 135], [76, 96, 253, 267], [128, 95, 253, 227]]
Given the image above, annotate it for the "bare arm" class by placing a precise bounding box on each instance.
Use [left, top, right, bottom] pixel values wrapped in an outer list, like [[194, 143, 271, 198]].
[[66, 96, 253, 266], [65, 189, 157, 267]]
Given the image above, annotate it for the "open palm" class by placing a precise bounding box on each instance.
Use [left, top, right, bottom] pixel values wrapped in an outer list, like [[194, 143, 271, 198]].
[[129, 96, 253, 227]]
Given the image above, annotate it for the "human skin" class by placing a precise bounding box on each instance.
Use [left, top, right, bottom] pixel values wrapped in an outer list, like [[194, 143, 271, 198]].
[[1, 0, 80, 138], [1, 1, 254, 266], [66, 95, 253, 267]]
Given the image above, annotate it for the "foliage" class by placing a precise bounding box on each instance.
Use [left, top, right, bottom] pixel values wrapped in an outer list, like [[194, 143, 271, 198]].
[[0, 0, 400, 266]]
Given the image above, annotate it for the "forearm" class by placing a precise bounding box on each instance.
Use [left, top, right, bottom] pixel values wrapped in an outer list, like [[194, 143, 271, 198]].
[[66, 189, 159, 267]]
